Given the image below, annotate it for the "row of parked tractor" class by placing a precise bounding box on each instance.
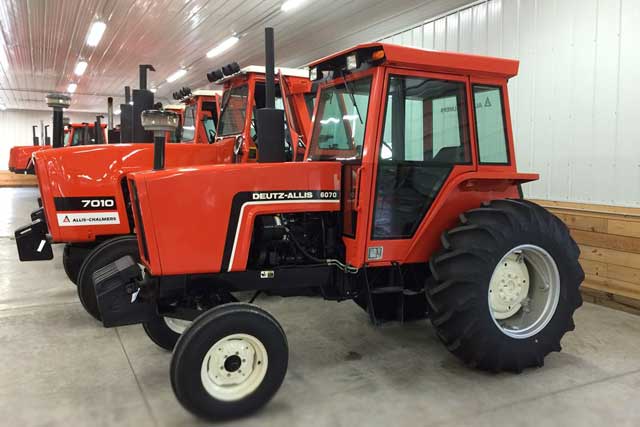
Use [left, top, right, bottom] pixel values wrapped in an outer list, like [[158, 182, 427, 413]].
[[11, 28, 584, 421]]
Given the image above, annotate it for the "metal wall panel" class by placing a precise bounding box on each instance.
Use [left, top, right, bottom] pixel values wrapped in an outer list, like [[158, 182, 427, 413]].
[[382, 0, 640, 207]]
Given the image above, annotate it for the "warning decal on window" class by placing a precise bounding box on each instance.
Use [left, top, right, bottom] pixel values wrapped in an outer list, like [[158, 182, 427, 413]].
[[57, 212, 120, 226]]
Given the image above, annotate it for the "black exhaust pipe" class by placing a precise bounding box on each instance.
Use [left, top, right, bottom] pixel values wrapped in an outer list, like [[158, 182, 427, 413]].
[[256, 27, 285, 163], [94, 115, 104, 144], [32, 125, 39, 146], [46, 93, 71, 148], [44, 125, 50, 146], [107, 97, 114, 130], [120, 86, 133, 143]]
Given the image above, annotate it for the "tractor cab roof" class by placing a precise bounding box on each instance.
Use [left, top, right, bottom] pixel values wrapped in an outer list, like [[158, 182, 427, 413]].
[[309, 42, 519, 79], [214, 65, 308, 85], [164, 103, 186, 111]]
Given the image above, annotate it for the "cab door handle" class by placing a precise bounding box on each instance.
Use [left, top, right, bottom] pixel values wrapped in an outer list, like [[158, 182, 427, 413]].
[[354, 166, 364, 212]]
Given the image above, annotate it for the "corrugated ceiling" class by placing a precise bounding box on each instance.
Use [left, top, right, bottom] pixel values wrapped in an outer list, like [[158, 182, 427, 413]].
[[0, 0, 471, 112]]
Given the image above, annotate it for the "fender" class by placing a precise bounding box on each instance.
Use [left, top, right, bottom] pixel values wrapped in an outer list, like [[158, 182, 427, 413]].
[[130, 161, 341, 276], [34, 141, 234, 243], [8, 146, 47, 173]]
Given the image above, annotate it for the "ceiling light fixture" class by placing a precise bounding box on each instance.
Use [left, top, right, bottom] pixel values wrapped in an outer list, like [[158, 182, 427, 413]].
[[86, 21, 107, 46], [166, 68, 187, 83], [67, 83, 77, 93], [74, 61, 88, 76], [281, 0, 305, 12], [206, 36, 239, 58], [114, 109, 121, 115], [150, 88, 157, 93]]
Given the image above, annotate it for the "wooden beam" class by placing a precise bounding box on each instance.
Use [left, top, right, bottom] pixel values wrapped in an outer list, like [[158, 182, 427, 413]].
[[0, 171, 37, 187]]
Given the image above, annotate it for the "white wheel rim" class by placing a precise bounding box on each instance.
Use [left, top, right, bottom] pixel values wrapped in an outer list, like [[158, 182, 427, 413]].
[[488, 244, 560, 339], [200, 333, 268, 402], [164, 317, 192, 334]]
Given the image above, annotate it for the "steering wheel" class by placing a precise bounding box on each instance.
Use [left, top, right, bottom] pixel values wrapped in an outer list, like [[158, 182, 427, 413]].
[[233, 135, 244, 156]]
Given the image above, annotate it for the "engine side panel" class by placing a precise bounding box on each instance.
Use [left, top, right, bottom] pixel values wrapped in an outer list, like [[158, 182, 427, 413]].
[[132, 161, 341, 276], [34, 142, 232, 243]]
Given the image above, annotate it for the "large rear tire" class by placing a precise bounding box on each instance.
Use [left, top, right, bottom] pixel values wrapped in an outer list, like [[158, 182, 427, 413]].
[[77, 235, 139, 321], [171, 303, 288, 420], [426, 199, 583, 372]]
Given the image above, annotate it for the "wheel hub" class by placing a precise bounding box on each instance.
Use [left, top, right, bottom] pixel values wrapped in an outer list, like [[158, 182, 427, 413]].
[[200, 333, 268, 401], [489, 253, 529, 319], [487, 244, 561, 339]]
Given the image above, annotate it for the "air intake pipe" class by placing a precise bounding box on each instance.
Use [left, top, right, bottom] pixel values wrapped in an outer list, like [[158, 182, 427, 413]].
[[256, 27, 285, 163]]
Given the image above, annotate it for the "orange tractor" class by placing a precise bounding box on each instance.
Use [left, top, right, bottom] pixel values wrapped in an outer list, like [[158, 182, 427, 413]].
[[92, 29, 584, 420], [15, 63, 312, 347], [8, 121, 108, 174]]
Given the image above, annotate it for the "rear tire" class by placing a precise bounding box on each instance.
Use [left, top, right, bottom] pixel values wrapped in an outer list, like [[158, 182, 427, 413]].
[[426, 199, 583, 372], [171, 303, 288, 420], [63, 243, 94, 285], [77, 235, 139, 321]]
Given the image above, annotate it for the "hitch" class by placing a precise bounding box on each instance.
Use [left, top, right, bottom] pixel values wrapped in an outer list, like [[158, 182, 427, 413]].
[[93, 255, 156, 327]]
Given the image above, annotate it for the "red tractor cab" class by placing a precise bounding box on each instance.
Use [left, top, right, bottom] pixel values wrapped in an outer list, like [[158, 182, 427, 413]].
[[211, 65, 312, 162], [14, 66, 313, 324], [8, 122, 108, 174], [93, 34, 584, 421]]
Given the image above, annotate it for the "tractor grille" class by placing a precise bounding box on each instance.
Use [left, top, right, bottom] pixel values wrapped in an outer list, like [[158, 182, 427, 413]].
[[129, 179, 149, 262]]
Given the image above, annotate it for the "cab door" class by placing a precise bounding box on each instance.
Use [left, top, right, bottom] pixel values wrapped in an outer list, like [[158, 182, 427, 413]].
[[351, 68, 476, 266]]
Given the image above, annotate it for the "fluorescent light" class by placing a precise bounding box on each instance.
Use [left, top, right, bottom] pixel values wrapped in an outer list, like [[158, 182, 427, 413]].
[[206, 36, 239, 58], [86, 21, 107, 46], [150, 88, 157, 93], [74, 61, 88, 76], [281, 0, 305, 12], [0, 103, 6, 111], [166, 68, 187, 83], [67, 83, 77, 93], [128, 101, 134, 105], [114, 109, 121, 115]]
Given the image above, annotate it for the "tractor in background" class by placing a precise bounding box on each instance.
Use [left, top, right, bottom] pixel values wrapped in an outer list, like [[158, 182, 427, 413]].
[[15, 63, 313, 350]]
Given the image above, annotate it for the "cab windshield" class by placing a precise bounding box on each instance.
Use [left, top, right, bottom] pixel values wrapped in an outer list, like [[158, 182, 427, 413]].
[[307, 76, 372, 161], [218, 85, 248, 136]]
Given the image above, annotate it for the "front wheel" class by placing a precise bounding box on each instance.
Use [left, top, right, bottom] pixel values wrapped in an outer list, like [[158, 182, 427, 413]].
[[62, 243, 94, 285], [426, 199, 584, 372], [77, 235, 139, 321], [171, 303, 288, 421], [143, 315, 192, 351]]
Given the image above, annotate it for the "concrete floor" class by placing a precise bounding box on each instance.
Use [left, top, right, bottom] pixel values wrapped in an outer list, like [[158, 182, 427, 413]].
[[1, 187, 640, 427]]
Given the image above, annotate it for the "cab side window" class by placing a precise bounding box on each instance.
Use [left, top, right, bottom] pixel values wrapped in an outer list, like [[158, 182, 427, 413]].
[[473, 85, 509, 164], [373, 75, 470, 239]]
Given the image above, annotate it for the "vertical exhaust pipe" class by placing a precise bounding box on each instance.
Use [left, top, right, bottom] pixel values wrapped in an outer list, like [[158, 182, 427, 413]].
[[94, 115, 104, 144], [265, 27, 275, 109], [44, 125, 50, 146], [107, 97, 114, 130], [31, 125, 39, 146], [256, 27, 285, 163], [124, 86, 131, 104], [45, 93, 71, 148]]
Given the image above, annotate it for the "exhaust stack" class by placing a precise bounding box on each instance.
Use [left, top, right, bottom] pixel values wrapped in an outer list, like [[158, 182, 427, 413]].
[[256, 27, 285, 163], [31, 125, 39, 146], [107, 97, 114, 129], [44, 125, 50, 146], [45, 93, 71, 148]]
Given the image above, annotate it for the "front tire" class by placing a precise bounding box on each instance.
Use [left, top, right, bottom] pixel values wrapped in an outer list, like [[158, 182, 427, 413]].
[[143, 315, 192, 351], [63, 243, 94, 285], [171, 303, 288, 420], [426, 199, 584, 372], [77, 235, 139, 321]]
